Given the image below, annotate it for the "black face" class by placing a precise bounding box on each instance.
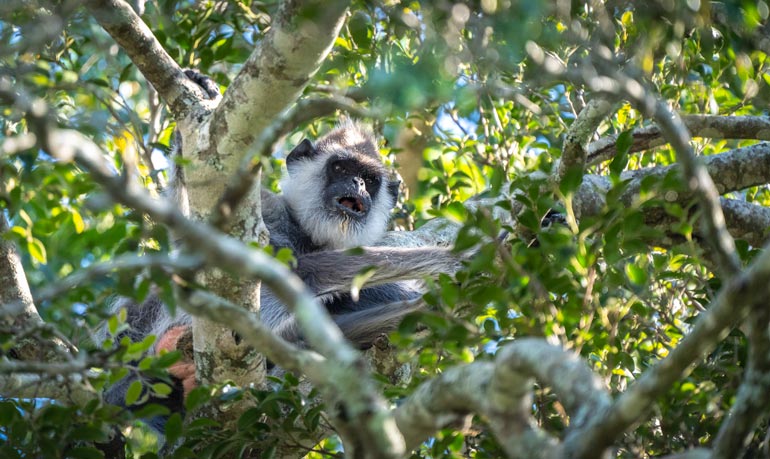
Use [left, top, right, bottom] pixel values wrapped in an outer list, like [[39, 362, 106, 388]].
[[323, 156, 383, 219]]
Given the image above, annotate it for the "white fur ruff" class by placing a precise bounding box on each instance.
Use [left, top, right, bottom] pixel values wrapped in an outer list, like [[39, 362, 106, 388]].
[[280, 158, 393, 250]]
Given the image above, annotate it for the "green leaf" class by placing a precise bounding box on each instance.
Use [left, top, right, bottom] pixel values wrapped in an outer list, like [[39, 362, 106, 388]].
[[185, 386, 211, 412], [165, 413, 183, 445], [351, 266, 377, 301], [71, 209, 85, 234], [70, 425, 105, 442], [127, 334, 157, 355], [237, 407, 263, 431], [27, 238, 47, 264], [609, 130, 632, 176], [152, 382, 173, 397], [625, 263, 648, 285], [443, 201, 467, 223], [0, 401, 21, 424], [558, 165, 584, 195], [125, 380, 144, 406]]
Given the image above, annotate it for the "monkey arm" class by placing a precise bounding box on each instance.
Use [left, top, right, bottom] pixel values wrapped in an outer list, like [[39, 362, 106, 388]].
[[156, 325, 196, 397], [261, 282, 425, 349], [295, 246, 460, 296]]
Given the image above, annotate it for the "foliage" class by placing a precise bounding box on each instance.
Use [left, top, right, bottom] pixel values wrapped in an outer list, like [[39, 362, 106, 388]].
[[1, 0, 770, 457]]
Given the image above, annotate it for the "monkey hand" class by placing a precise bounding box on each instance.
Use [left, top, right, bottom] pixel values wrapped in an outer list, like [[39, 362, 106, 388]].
[[156, 325, 196, 398], [183, 69, 221, 101]]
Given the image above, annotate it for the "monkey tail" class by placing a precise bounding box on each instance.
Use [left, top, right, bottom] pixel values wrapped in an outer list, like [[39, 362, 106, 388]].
[[332, 298, 425, 349]]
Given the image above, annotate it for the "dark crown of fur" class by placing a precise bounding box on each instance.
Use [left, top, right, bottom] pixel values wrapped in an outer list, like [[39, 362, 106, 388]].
[[314, 123, 381, 161]]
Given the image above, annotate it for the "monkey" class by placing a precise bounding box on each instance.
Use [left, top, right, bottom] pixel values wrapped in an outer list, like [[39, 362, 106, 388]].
[[100, 74, 464, 432]]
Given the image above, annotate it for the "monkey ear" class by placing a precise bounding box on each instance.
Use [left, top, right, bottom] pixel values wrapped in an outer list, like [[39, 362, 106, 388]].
[[286, 139, 317, 166], [387, 180, 400, 203]]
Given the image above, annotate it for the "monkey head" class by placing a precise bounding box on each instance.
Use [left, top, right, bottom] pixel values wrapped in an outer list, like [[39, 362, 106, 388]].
[[280, 123, 400, 250]]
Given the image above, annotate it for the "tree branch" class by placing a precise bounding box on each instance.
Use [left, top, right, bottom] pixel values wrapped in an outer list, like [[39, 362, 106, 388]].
[[0, 215, 37, 326], [0, 371, 97, 405], [556, 97, 614, 181], [619, 141, 770, 201], [587, 115, 770, 166], [83, 0, 207, 117], [393, 362, 493, 451], [31, 253, 204, 304], [525, 45, 742, 276], [658, 449, 713, 459], [0, 213, 75, 363], [179, 289, 326, 378], [494, 339, 611, 431], [487, 339, 603, 459], [720, 198, 770, 248], [393, 340, 606, 459]]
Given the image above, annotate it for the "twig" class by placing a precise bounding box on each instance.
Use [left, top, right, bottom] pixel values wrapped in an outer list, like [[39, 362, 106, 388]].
[[31, 253, 204, 304], [556, 97, 614, 182]]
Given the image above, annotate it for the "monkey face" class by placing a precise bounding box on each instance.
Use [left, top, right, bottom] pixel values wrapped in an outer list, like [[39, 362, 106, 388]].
[[324, 157, 380, 220], [280, 125, 399, 249]]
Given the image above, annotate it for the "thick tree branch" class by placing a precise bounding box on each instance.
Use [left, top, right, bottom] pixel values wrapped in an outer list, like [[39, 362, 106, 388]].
[[719, 198, 770, 248], [0, 215, 37, 326], [494, 339, 611, 432], [0, 371, 97, 404], [174, 3, 351, 415], [0, 214, 75, 363], [83, 0, 207, 117], [393, 340, 608, 459], [619, 142, 770, 200], [393, 362, 493, 451], [487, 339, 604, 459], [180, 290, 326, 378], [587, 115, 770, 165]]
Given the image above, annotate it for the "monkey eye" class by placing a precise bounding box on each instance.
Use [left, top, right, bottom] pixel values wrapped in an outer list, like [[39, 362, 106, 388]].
[[333, 163, 343, 173]]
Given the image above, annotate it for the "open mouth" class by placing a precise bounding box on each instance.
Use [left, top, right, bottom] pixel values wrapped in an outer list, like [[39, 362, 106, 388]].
[[337, 196, 366, 215]]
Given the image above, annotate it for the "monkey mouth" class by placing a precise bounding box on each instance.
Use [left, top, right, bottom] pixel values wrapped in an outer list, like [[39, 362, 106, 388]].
[[336, 196, 367, 216]]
